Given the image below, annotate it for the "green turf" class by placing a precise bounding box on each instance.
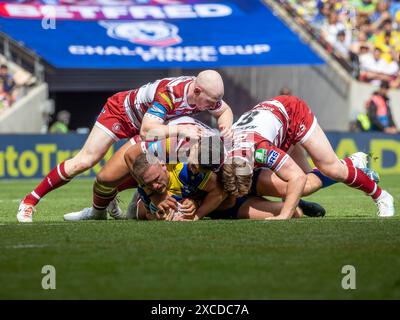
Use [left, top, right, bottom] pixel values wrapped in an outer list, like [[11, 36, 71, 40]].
[[0, 176, 399, 299]]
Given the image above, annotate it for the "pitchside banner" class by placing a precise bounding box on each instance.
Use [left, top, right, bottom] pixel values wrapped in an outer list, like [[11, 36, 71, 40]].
[[0, 132, 400, 179], [0, 0, 323, 68]]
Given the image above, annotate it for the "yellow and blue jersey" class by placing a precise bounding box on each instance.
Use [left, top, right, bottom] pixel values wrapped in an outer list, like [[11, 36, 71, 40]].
[[166, 163, 211, 201], [138, 163, 212, 212]]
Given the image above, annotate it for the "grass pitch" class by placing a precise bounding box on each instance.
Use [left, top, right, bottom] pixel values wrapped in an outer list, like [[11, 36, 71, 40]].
[[0, 176, 399, 299]]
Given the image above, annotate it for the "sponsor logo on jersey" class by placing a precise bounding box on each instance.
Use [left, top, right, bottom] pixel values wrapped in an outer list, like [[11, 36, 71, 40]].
[[296, 123, 306, 138], [266, 150, 280, 168], [99, 21, 182, 47], [255, 149, 267, 164], [112, 122, 122, 133]]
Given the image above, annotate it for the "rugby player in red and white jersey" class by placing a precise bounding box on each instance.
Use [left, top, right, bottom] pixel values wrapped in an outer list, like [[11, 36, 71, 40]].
[[17, 70, 234, 222], [222, 95, 395, 220]]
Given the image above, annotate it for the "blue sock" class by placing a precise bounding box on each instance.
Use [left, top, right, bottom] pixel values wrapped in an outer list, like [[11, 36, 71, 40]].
[[309, 169, 337, 188]]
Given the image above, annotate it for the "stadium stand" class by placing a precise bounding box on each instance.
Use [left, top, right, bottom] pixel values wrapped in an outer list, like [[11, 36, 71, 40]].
[[0, 56, 37, 115], [0, 33, 52, 133], [278, 0, 400, 87]]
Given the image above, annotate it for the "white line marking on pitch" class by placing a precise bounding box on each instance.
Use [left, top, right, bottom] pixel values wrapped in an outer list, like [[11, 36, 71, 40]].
[[5, 244, 48, 249], [16, 223, 70, 226]]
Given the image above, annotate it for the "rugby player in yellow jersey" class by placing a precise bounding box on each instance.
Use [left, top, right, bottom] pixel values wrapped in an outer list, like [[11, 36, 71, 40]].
[[127, 152, 225, 221]]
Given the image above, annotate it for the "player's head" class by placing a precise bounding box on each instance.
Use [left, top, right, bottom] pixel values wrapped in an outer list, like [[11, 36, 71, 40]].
[[129, 153, 169, 194], [188, 134, 225, 173], [192, 70, 224, 111], [221, 156, 253, 197]]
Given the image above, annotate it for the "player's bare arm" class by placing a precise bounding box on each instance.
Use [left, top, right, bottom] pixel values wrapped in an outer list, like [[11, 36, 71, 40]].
[[210, 100, 234, 138], [140, 116, 202, 141], [181, 173, 227, 221], [234, 196, 304, 220], [264, 155, 307, 220]]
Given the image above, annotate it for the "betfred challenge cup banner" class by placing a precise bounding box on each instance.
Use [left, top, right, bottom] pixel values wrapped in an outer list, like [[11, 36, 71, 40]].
[[0, 0, 324, 68]]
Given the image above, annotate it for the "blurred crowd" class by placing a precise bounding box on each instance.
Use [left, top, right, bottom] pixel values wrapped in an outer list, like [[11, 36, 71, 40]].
[[0, 64, 16, 114], [0, 61, 36, 116], [280, 0, 400, 87]]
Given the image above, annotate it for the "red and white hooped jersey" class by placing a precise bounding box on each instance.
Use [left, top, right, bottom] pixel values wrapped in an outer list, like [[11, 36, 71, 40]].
[[230, 123, 289, 173], [230, 96, 316, 172], [123, 76, 224, 129]]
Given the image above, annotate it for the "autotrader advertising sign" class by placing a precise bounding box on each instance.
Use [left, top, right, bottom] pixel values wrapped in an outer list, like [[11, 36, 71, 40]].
[[0, 132, 400, 179], [0, 0, 324, 68]]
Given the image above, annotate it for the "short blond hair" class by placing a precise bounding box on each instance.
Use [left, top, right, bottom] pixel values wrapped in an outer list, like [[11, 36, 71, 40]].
[[130, 153, 160, 181]]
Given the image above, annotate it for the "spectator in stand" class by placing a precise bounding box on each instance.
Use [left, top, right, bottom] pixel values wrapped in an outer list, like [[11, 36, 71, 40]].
[[382, 17, 395, 33], [371, 18, 397, 46], [359, 46, 383, 77], [374, 31, 395, 62], [0, 64, 15, 98], [0, 80, 11, 114], [352, 0, 377, 16], [350, 31, 373, 55], [279, 87, 293, 95], [311, 1, 331, 29], [366, 80, 398, 133], [288, 0, 318, 23], [370, 1, 391, 24], [368, 10, 393, 39], [349, 39, 371, 77], [320, 11, 347, 45], [359, 47, 398, 85], [49, 110, 71, 134], [333, 29, 352, 59]]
